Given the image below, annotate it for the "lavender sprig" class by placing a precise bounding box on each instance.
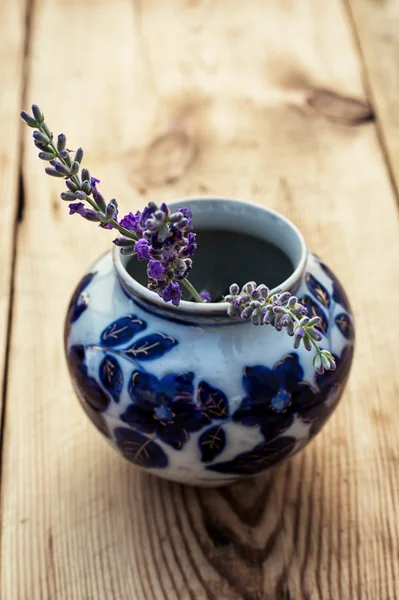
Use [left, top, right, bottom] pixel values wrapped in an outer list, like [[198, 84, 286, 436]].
[[225, 282, 336, 374], [21, 105, 203, 305], [21, 105, 134, 239]]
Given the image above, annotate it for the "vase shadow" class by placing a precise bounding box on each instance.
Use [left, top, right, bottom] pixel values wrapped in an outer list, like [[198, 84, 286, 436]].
[[58, 432, 346, 599]]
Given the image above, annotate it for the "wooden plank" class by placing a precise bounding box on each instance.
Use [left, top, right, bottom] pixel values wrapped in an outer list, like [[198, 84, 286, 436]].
[[2, 0, 399, 598], [346, 0, 399, 193], [0, 0, 26, 430]]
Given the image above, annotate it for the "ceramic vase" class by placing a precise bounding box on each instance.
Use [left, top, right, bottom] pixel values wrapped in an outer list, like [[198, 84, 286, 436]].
[[65, 198, 354, 486]]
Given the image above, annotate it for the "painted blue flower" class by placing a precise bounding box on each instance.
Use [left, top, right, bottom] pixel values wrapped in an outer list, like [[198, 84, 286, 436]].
[[233, 354, 317, 441], [121, 371, 210, 449]]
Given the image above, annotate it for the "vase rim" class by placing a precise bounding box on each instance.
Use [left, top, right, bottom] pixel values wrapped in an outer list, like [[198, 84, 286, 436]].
[[112, 197, 308, 321]]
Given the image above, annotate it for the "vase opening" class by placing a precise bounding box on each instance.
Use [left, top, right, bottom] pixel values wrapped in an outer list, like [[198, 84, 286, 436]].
[[113, 198, 307, 316]]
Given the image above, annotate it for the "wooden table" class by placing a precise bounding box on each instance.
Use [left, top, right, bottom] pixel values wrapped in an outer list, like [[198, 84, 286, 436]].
[[1, 1, 399, 598]]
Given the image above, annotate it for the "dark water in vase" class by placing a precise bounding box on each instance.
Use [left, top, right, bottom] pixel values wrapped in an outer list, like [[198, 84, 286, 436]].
[[126, 228, 294, 301]]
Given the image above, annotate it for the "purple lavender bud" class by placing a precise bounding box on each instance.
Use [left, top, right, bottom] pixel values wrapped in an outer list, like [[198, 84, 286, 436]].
[[272, 305, 284, 314], [175, 217, 188, 230], [82, 171, 92, 184], [224, 294, 233, 302], [75, 190, 87, 201], [313, 354, 322, 372], [250, 289, 261, 300], [229, 283, 240, 296], [321, 351, 336, 371], [243, 281, 256, 294], [66, 180, 78, 192], [159, 202, 170, 217], [148, 260, 165, 279], [32, 105, 44, 124], [250, 300, 261, 309], [227, 304, 240, 318], [33, 130, 50, 145], [106, 199, 118, 220], [303, 336, 312, 352], [70, 161, 80, 176], [232, 298, 241, 308], [162, 282, 182, 307], [257, 284, 269, 299], [293, 304, 308, 317], [81, 180, 91, 194], [59, 149, 69, 160], [154, 210, 166, 222], [145, 218, 159, 232], [21, 111, 37, 127], [170, 212, 184, 223], [241, 306, 253, 320], [280, 314, 291, 327], [34, 139, 48, 150], [38, 151, 56, 161], [278, 292, 291, 305], [54, 162, 70, 176], [92, 188, 106, 211], [113, 237, 135, 247], [45, 167, 65, 178], [298, 316, 310, 326], [286, 320, 294, 336], [200, 290, 212, 302], [134, 238, 150, 260], [307, 328, 323, 342], [60, 191, 77, 201], [57, 134, 66, 152], [251, 313, 262, 326], [178, 206, 193, 227], [293, 327, 305, 349], [41, 122, 51, 137], [74, 148, 84, 164], [240, 294, 250, 304], [308, 316, 321, 327], [142, 202, 157, 222]]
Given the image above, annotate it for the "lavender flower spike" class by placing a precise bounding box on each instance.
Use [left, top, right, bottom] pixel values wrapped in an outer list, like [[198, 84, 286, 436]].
[[225, 281, 336, 373]]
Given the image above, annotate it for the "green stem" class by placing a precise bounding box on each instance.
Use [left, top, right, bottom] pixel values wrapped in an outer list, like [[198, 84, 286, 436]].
[[182, 279, 203, 302]]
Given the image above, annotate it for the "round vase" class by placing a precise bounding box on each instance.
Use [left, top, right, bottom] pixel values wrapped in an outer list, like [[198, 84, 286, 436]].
[[64, 198, 355, 486]]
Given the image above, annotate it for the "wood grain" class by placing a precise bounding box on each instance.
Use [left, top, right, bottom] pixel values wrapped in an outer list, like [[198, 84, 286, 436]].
[[0, 0, 26, 429], [346, 0, 399, 196], [1, 0, 399, 598]]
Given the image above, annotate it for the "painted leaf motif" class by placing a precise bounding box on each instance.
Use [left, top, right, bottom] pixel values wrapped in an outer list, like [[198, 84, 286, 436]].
[[123, 333, 178, 361], [305, 273, 330, 308], [79, 400, 111, 438], [199, 426, 226, 463], [332, 282, 350, 311], [300, 295, 328, 335], [114, 427, 168, 468], [101, 315, 146, 347], [67, 345, 110, 411], [198, 381, 229, 420], [318, 260, 335, 280], [66, 271, 97, 330], [99, 355, 123, 403], [207, 436, 296, 476], [335, 313, 355, 340]]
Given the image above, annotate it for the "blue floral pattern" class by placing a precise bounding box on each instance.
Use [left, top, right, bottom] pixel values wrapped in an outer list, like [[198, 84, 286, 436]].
[[121, 371, 209, 449], [233, 354, 316, 441]]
